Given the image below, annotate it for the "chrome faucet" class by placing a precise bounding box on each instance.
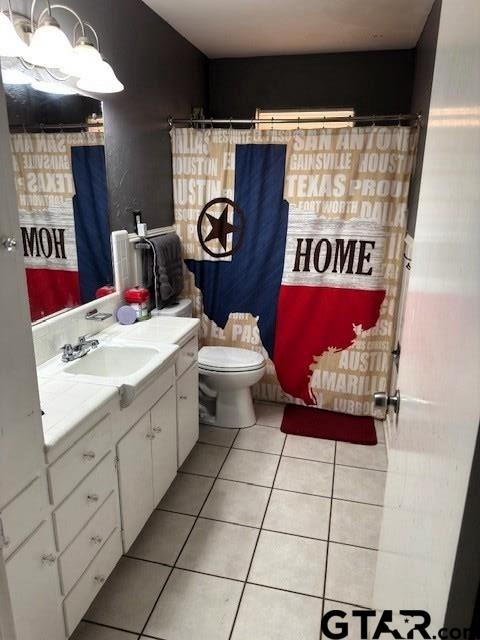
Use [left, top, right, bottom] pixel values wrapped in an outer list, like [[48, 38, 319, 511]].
[[61, 335, 99, 362]]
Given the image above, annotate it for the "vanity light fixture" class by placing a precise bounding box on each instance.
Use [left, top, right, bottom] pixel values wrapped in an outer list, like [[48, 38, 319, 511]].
[[31, 78, 78, 94], [0, 0, 124, 94], [77, 60, 124, 94], [24, 14, 73, 68], [1, 66, 31, 84], [0, 8, 29, 57]]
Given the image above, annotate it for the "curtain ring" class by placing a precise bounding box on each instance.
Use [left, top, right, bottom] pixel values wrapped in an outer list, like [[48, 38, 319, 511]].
[[190, 117, 193, 129], [250, 117, 254, 130], [210, 118, 213, 129], [229, 117, 232, 130], [296, 116, 300, 131]]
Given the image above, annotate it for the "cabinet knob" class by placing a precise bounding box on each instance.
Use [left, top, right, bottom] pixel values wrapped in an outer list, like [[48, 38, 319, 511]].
[[87, 493, 99, 502], [41, 553, 56, 566], [153, 426, 162, 433], [94, 575, 106, 584], [185, 351, 195, 357], [146, 433, 155, 439], [83, 451, 96, 461], [90, 535, 103, 545], [179, 395, 188, 400]]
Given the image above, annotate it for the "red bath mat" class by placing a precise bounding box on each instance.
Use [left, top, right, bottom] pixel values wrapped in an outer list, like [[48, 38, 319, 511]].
[[281, 404, 377, 445]]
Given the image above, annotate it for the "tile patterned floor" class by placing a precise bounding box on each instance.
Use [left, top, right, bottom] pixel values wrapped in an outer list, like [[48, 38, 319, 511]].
[[74, 402, 387, 640]]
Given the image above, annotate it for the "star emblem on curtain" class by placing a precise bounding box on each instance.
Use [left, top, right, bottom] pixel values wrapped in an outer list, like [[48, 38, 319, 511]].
[[204, 205, 238, 250]]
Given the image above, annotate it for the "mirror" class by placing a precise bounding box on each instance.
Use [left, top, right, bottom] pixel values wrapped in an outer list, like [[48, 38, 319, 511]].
[[4, 81, 113, 323]]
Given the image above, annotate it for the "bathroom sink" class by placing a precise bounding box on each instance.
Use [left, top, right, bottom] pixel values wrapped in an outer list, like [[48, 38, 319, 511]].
[[65, 345, 158, 377], [38, 340, 179, 408]]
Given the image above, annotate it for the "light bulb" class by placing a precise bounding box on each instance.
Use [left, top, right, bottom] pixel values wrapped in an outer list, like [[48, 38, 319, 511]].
[[59, 37, 102, 77], [31, 79, 78, 95], [1, 67, 31, 85], [24, 16, 73, 69], [0, 12, 29, 57], [77, 60, 124, 94]]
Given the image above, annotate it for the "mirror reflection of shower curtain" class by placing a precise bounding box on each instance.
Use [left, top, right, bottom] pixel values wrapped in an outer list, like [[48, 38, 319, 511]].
[[10, 131, 107, 321], [172, 126, 418, 417], [71, 145, 113, 304]]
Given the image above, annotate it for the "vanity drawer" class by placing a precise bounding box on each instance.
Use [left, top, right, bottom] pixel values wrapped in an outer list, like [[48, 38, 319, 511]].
[[1, 474, 49, 559], [176, 336, 198, 378], [59, 491, 119, 595], [63, 527, 122, 637], [53, 453, 116, 551], [49, 411, 113, 505]]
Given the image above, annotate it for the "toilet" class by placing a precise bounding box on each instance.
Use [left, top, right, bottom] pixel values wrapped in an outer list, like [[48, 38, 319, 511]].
[[198, 346, 266, 428]]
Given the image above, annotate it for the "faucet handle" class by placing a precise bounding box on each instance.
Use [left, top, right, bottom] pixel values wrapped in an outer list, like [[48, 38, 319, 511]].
[[78, 335, 99, 346]]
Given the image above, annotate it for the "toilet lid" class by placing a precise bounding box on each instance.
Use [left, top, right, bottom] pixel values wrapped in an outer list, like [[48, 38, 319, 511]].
[[198, 346, 265, 372]]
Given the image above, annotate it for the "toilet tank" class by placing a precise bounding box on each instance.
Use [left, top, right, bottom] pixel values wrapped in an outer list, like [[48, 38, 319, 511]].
[[154, 298, 192, 317]]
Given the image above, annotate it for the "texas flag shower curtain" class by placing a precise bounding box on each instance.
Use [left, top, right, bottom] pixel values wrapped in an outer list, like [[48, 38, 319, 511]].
[[171, 126, 417, 417]]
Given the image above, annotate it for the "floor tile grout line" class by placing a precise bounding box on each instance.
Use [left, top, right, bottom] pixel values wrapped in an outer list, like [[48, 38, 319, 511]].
[[178, 471, 384, 507], [227, 435, 288, 640], [319, 440, 337, 640], [136, 429, 242, 639], [80, 618, 140, 636]]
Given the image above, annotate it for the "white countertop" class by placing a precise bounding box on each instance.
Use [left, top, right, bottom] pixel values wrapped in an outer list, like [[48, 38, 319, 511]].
[[38, 376, 117, 461], [37, 316, 199, 461], [101, 316, 200, 347]]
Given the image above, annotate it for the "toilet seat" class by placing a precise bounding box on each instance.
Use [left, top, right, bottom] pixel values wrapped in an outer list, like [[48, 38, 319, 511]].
[[198, 346, 265, 373]]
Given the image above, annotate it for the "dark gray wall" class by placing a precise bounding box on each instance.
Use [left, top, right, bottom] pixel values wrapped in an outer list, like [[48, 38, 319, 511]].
[[208, 50, 415, 119], [65, 0, 207, 231], [7, 0, 207, 231], [407, 0, 442, 236]]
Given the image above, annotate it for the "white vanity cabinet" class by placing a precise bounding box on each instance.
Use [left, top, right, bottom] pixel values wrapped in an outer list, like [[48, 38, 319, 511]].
[[117, 384, 177, 550], [177, 363, 199, 467], [5, 519, 65, 640], [175, 336, 199, 467]]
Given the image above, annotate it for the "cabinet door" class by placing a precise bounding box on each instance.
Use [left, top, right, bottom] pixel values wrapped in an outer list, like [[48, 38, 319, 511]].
[[177, 364, 199, 467], [117, 412, 154, 551], [150, 386, 177, 506], [6, 520, 64, 640]]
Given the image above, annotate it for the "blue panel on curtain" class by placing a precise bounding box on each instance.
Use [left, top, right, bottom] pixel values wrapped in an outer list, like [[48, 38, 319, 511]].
[[71, 145, 113, 303], [186, 144, 289, 357]]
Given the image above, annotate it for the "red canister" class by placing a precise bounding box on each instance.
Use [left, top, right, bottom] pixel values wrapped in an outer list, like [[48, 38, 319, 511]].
[[124, 287, 150, 321]]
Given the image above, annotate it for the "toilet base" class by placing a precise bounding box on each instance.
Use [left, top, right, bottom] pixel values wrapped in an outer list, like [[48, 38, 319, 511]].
[[213, 388, 256, 429]]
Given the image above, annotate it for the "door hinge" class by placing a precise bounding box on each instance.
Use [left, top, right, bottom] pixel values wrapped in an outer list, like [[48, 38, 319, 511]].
[[114, 456, 119, 470], [0, 517, 9, 550]]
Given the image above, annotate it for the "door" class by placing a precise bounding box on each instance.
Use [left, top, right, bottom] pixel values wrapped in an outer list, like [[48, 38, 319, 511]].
[[177, 364, 199, 467], [151, 387, 178, 506], [373, 0, 480, 631], [0, 73, 45, 640], [5, 521, 64, 640], [117, 413, 154, 551]]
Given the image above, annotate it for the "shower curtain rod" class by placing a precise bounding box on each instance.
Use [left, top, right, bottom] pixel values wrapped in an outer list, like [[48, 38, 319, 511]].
[[168, 113, 422, 127], [9, 122, 103, 132]]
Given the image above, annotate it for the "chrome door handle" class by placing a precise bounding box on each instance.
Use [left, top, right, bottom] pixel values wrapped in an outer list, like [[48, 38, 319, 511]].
[[87, 493, 99, 502], [373, 390, 400, 414], [1, 237, 17, 252]]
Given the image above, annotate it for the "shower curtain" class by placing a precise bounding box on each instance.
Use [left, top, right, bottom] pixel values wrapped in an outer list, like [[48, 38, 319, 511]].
[[171, 126, 417, 417]]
